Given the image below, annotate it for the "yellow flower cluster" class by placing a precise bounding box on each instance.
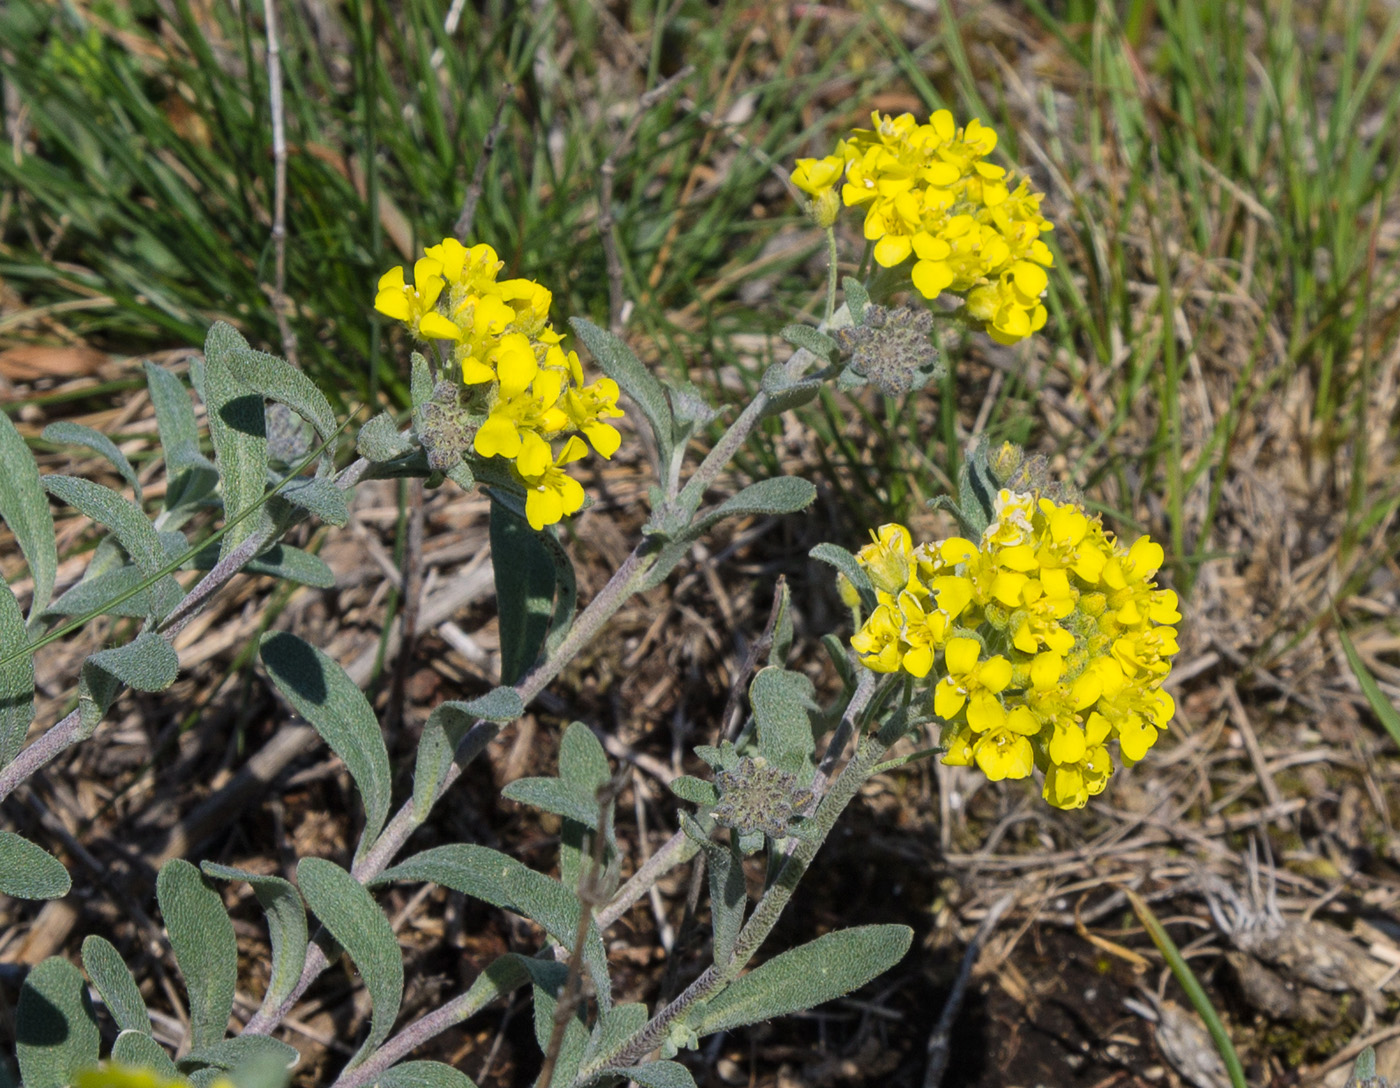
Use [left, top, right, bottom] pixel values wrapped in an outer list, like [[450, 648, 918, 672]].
[[375, 239, 624, 530], [849, 491, 1179, 809], [792, 110, 1055, 344], [76, 1064, 225, 1088]]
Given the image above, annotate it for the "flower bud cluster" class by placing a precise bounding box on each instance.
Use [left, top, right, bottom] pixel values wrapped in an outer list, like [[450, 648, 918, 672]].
[[849, 491, 1180, 809], [374, 239, 624, 529], [792, 110, 1055, 344]]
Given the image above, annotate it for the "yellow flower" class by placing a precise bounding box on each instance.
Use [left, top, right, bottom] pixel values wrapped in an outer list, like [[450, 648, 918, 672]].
[[792, 154, 845, 197], [933, 638, 1012, 720], [424, 239, 502, 294], [473, 366, 567, 474], [560, 347, 624, 458], [971, 703, 1039, 781], [851, 602, 905, 674], [520, 436, 589, 530], [374, 259, 461, 341], [75, 1064, 223, 1088], [858, 523, 917, 597], [457, 294, 519, 384]]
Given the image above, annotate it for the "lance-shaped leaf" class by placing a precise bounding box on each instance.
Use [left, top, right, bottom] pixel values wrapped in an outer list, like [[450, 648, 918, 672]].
[[112, 1031, 179, 1079], [270, 476, 350, 527], [694, 925, 912, 1036], [144, 360, 218, 513], [688, 477, 817, 538], [701, 826, 746, 965], [378, 845, 610, 1008], [808, 543, 876, 613], [669, 776, 719, 806], [43, 474, 183, 620], [531, 963, 589, 1088], [219, 327, 338, 468], [779, 324, 839, 362], [750, 667, 819, 785], [412, 691, 522, 820], [203, 322, 270, 559], [0, 410, 57, 622], [600, 1063, 697, 1088], [157, 859, 238, 1049], [260, 632, 391, 856], [76, 633, 179, 739], [582, 1002, 647, 1073], [554, 722, 612, 892], [179, 1036, 299, 1072], [843, 277, 869, 325], [297, 857, 403, 1068], [202, 863, 308, 1017], [357, 412, 414, 463], [375, 1062, 477, 1088], [502, 777, 603, 830], [569, 317, 670, 467], [537, 525, 577, 655], [490, 498, 556, 685], [0, 833, 70, 899], [1, 576, 35, 768], [191, 542, 335, 589], [16, 957, 101, 1088], [43, 421, 143, 502], [81, 936, 151, 1034]]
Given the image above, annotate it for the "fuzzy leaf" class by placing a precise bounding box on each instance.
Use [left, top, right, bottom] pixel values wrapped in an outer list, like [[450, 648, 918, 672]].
[[558, 720, 610, 792], [201, 864, 308, 1017], [220, 329, 338, 466], [81, 936, 150, 1034], [603, 1063, 697, 1088], [374, 1062, 477, 1088], [297, 857, 403, 1068], [779, 325, 839, 362], [411, 696, 516, 821], [43, 421, 143, 502], [569, 317, 670, 466], [43, 474, 182, 620], [144, 361, 219, 514], [583, 1002, 648, 1072], [179, 1036, 300, 1072], [77, 634, 180, 739], [669, 776, 719, 806], [111, 1031, 179, 1079], [270, 475, 350, 527], [189, 541, 334, 588], [410, 353, 434, 414], [490, 498, 555, 685], [157, 859, 238, 1050], [357, 411, 413, 462], [768, 580, 794, 667], [502, 777, 602, 829], [260, 632, 391, 857], [531, 970, 589, 1088], [705, 834, 746, 965], [690, 478, 817, 537], [694, 925, 912, 1036], [379, 845, 610, 1008], [537, 525, 578, 655], [203, 322, 270, 559], [842, 277, 869, 325], [0, 833, 70, 899], [0, 411, 57, 622], [46, 561, 172, 620], [15, 957, 101, 1088], [808, 543, 876, 613], [0, 575, 35, 768], [750, 668, 819, 784]]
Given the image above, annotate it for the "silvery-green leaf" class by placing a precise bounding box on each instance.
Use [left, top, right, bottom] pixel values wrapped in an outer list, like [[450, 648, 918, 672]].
[[689, 478, 817, 538], [188, 541, 334, 588], [43, 421, 143, 502], [758, 378, 822, 419], [219, 329, 338, 468], [836, 365, 867, 392], [260, 632, 391, 857], [692, 743, 738, 773], [0, 411, 57, 623], [77, 634, 180, 739], [706, 834, 746, 965], [843, 277, 869, 325], [459, 953, 563, 1023], [145, 360, 219, 513], [16, 957, 100, 1088], [582, 1002, 647, 1072], [201, 863, 308, 1017], [179, 1036, 299, 1072], [0, 575, 35, 768], [531, 967, 589, 1088], [821, 634, 856, 690], [536, 526, 577, 655], [220, 1049, 293, 1088], [81, 935, 150, 1033], [156, 859, 237, 1049], [779, 324, 838, 362], [558, 721, 610, 793], [669, 776, 718, 807], [751, 668, 819, 784], [358, 411, 413, 462], [46, 562, 170, 620], [569, 317, 669, 465], [502, 777, 602, 829], [42, 474, 182, 620], [446, 461, 475, 491], [767, 579, 793, 668], [203, 322, 270, 559], [490, 498, 555, 685], [0, 832, 69, 899], [808, 543, 876, 613], [296, 857, 403, 1068], [378, 845, 610, 1009], [112, 1031, 179, 1078], [694, 925, 912, 1036], [410, 352, 434, 415], [954, 443, 995, 538], [411, 694, 517, 821], [374, 1062, 477, 1088], [601, 1062, 697, 1088], [269, 475, 349, 527]]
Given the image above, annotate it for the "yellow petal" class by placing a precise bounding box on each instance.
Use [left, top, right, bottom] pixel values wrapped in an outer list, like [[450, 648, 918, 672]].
[[873, 233, 913, 268], [374, 289, 411, 322], [473, 414, 520, 460], [526, 484, 564, 530], [516, 430, 553, 476], [944, 637, 980, 676], [418, 312, 462, 341], [979, 655, 1013, 693]]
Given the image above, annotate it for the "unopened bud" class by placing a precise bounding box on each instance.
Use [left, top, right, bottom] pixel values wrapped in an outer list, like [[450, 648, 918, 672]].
[[833, 304, 943, 396], [807, 188, 842, 229]]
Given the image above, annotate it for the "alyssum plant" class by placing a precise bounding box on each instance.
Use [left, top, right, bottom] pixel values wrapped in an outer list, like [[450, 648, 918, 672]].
[[2, 110, 1178, 1088]]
